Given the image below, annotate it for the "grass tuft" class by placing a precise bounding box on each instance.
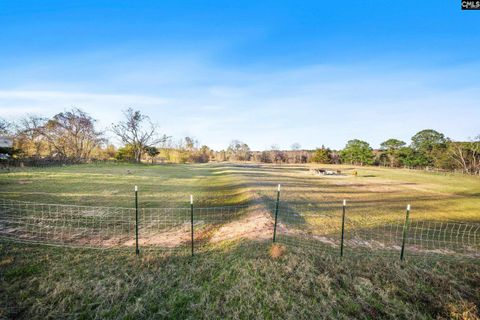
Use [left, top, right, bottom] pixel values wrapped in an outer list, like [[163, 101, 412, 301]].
[[269, 243, 286, 259]]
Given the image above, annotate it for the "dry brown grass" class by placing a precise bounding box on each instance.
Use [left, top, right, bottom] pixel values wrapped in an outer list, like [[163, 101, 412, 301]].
[[1, 238, 479, 319], [269, 243, 286, 259], [448, 302, 480, 320]]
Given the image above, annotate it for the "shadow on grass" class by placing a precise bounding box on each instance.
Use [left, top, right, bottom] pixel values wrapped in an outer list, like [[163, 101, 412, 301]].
[[2, 236, 479, 319]]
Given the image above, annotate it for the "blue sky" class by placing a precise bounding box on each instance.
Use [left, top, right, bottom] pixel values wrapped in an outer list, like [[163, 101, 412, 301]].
[[0, 1, 479, 150]]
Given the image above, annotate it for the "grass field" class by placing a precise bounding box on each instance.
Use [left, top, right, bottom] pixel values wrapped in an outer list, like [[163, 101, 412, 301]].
[[231, 163, 480, 222], [1, 240, 479, 319], [0, 163, 251, 207], [0, 162, 479, 319], [1, 162, 479, 221], [0, 164, 480, 222]]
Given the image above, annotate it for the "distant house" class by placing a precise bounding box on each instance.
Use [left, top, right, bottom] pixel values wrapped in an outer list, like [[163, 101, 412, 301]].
[[0, 136, 13, 161], [0, 136, 13, 148]]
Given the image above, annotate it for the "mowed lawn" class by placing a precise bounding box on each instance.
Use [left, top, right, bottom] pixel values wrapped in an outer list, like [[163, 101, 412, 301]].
[[0, 162, 479, 222], [0, 163, 251, 208], [1, 239, 479, 319], [224, 163, 480, 223], [0, 163, 479, 319]]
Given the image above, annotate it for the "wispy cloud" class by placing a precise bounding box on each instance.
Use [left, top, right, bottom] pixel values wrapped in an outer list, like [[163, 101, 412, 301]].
[[0, 58, 479, 150], [0, 90, 168, 121]]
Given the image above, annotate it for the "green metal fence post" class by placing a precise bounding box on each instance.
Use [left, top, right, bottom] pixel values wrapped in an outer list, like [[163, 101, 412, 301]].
[[340, 199, 346, 257], [400, 204, 411, 261], [135, 185, 139, 256], [190, 195, 194, 256], [272, 184, 281, 242]]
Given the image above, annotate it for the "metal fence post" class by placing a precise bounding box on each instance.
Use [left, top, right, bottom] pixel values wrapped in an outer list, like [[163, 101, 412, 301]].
[[135, 185, 139, 256], [273, 184, 281, 242], [340, 199, 346, 257], [400, 204, 411, 261], [190, 195, 194, 256]]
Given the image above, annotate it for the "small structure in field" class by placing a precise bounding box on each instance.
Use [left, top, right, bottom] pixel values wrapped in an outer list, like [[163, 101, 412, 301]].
[[0, 136, 13, 164], [310, 168, 342, 176], [0, 136, 12, 148]]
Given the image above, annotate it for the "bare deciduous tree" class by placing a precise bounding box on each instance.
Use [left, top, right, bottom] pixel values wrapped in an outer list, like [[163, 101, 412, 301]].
[[227, 140, 251, 161], [290, 143, 301, 151], [269, 144, 286, 163], [0, 118, 12, 135], [111, 108, 167, 163], [448, 136, 480, 175], [41, 108, 104, 162], [184, 136, 198, 151], [15, 115, 48, 157]]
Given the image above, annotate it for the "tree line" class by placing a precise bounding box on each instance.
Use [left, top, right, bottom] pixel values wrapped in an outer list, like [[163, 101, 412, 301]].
[[339, 131, 480, 175], [0, 108, 478, 175]]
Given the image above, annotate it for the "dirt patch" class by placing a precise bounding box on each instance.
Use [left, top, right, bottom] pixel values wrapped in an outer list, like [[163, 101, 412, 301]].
[[347, 239, 398, 250], [209, 205, 273, 243], [124, 223, 191, 248], [278, 226, 339, 247], [72, 235, 128, 248]]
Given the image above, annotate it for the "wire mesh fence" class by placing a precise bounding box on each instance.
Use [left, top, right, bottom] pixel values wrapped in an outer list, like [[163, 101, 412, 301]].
[[0, 198, 135, 249], [272, 200, 480, 262], [0, 198, 249, 254], [1, 193, 479, 262]]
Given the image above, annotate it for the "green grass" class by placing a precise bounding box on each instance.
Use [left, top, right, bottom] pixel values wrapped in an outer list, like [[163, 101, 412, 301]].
[[0, 163, 479, 319], [222, 163, 480, 223], [1, 162, 479, 221], [0, 240, 478, 319], [0, 163, 251, 207], [0, 163, 478, 253]]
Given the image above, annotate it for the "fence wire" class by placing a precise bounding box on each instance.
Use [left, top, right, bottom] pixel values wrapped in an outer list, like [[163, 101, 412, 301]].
[[0, 198, 249, 253], [0, 198, 135, 249], [272, 201, 480, 261], [1, 197, 479, 261]]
